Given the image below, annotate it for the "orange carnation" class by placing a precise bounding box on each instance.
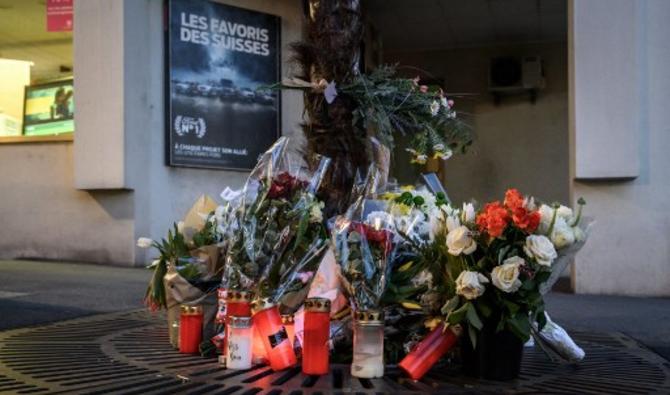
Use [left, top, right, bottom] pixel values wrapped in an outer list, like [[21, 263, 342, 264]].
[[512, 207, 541, 233], [504, 188, 525, 211], [476, 201, 510, 237]]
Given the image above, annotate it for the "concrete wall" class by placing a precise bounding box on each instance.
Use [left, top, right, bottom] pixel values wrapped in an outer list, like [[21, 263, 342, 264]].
[[123, 0, 305, 265], [570, 0, 670, 296], [0, 142, 134, 264], [385, 42, 570, 205], [0, 0, 304, 266]]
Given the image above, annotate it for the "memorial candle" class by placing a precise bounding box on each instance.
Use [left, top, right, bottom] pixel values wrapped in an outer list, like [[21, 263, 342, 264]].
[[179, 305, 203, 354], [398, 324, 462, 380], [226, 316, 253, 370], [281, 314, 295, 347], [351, 310, 384, 378], [302, 297, 331, 375], [251, 298, 297, 371], [222, 290, 253, 363]]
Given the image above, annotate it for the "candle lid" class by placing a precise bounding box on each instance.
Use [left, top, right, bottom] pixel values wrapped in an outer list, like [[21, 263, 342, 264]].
[[280, 314, 294, 325], [229, 316, 252, 328], [353, 309, 383, 324], [225, 290, 254, 303], [304, 297, 331, 313], [180, 305, 203, 315], [250, 297, 275, 314]]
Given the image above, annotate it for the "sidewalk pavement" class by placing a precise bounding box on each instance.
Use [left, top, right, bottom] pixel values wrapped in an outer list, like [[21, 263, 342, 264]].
[[1, 259, 668, 360]]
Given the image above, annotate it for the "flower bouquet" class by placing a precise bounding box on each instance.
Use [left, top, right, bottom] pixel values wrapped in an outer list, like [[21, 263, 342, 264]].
[[139, 206, 231, 350], [221, 138, 332, 371], [400, 189, 588, 380], [330, 168, 403, 378]]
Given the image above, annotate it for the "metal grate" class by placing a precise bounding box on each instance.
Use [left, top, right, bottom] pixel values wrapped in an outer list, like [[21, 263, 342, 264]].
[[1, 310, 669, 394]]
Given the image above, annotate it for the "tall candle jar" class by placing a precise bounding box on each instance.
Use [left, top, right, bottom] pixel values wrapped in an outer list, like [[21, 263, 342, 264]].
[[226, 316, 253, 370], [281, 314, 295, 348], [179, 305, 203, 354], [302, 298, 331, 375], [398, 324, 462, 380], [252, 324, 268, 364], [215, 288, 227, 324], [223, 290, 253, 362], [351, 310, 384, 378], [251, 298, 297, 371]]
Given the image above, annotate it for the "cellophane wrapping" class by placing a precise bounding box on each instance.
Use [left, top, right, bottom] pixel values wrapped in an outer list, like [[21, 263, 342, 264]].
[[222, 137, 331, 310], [332, 166, 396, 312]]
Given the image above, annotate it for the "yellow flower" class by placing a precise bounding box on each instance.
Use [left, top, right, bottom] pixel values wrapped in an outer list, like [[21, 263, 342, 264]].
[[391, 203, 412, 216], [380, 192, 399, 201], [424, 317, 443, 330], [400, 185, 415, 192], [401, 301, 422, 310]]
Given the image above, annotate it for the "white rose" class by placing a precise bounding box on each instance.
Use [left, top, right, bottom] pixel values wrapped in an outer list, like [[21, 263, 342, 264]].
[[455, 271, 489, 300], [310, 202, 324, 223], [556, 205, 574, 220], [572, 226, 586, 242], [136, 237, 153, 249], [538, 204, 554, 234], [492, 257, 524, 293], [462, 202, 476, 223], [446, 225, 477, 255], [446, 215, 461, 233], [524, 235, 558, 267], [550, 217, 575, 249]]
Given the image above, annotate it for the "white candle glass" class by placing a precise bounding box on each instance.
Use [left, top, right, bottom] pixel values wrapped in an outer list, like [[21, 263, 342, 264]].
[[227, 316, 253, 370], [351, 321, 384, 378]]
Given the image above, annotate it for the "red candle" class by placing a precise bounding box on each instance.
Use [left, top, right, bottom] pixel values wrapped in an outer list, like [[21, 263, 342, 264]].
[[398, 324, 462, 380], [223, 290, 253, 361], [281, 314, 295, 347], [216, 288, 227, 324], [251, 298, 297, 371], [302, 298, 331, 375], [252, 324, 268, 364], [179, 305, 203, 354]]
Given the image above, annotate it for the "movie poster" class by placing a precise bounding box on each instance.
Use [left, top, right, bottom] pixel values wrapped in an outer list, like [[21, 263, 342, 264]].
[[166, 0, 281, 170]]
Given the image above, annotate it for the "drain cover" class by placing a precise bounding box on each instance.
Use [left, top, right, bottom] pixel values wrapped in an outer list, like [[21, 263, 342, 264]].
[[0, 310, 669, 394]]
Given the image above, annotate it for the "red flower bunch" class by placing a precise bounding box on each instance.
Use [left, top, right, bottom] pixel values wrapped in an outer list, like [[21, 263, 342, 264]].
[[267, 172, 307, 199], [505, 189, 540, 233], [477, 189, 541, 237], [353, 222, 393, 255], [476, 201, 510, 237]]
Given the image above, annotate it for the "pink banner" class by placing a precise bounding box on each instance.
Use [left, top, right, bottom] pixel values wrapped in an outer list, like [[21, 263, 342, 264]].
[[46, 0, 73, 32]]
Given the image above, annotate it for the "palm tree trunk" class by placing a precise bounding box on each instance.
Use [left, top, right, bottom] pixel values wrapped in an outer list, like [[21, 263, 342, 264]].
[[293, 0, 369, 216]]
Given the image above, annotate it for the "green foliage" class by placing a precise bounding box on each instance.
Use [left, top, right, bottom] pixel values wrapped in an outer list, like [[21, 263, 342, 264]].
[[265, 65, 473, 164], [144, 223, 191, 310], [191, 214, 219, 248]]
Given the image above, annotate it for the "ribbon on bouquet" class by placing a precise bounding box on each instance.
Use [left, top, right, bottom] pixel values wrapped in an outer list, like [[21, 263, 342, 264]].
[[530, 312, 585, 364]]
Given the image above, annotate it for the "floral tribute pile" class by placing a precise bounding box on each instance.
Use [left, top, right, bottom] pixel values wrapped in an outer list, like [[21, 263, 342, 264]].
[[139, 139, 591, 381]]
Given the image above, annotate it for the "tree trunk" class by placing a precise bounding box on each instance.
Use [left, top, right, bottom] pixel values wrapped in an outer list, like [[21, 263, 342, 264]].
[[292, 0, 369, 216]]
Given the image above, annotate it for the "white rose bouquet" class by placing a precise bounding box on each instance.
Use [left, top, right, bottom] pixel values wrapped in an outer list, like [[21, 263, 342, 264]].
[[409, 189, 589, 349]]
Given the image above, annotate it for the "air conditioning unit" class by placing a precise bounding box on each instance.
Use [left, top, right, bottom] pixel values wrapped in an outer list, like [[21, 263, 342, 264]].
[[489, 56, 545, 103]]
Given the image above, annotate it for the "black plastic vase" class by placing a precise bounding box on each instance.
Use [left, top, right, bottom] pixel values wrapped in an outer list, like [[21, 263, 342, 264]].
[[460, 325, 524, 381]]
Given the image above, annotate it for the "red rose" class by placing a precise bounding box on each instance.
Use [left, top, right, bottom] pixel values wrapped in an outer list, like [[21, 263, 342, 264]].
[[476, 201, 510, 238], [353, 222, 393, 255], [266, 172, 307, 199], [504, 188, 525, 211]]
